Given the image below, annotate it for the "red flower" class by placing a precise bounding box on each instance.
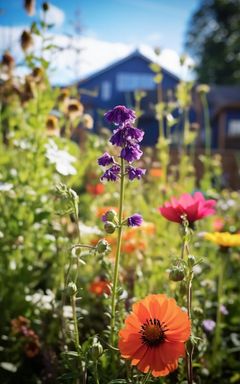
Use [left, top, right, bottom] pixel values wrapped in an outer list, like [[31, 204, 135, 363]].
[[159, 192, 216, 225], [86, 183, 105, 196], [119, 294, 190, 377], [89, 279, 111, 296]]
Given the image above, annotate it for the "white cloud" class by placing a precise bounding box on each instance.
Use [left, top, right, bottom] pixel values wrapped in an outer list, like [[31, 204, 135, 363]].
[[0, 26, 194, 85], [40, 3, 65, 27]]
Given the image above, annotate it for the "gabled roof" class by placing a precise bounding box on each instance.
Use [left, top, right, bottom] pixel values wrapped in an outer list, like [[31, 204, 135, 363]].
[[78, 49, 180, 84], [208, 85, 240, 117]]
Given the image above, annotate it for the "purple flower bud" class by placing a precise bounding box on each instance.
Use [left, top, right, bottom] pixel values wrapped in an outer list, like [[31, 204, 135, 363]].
[[120, 144, 143, 163], [127, 213, 143, 227], [127, 166, 146, 181], [202, 319, 216, 332], [100, 165, 121, 182], [104, 105, 136, 125], [98, 152, 114, 167]]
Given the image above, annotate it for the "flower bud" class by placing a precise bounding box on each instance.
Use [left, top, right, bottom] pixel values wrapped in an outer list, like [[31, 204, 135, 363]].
[[96, 239, 110, 254], [187, 254, 196, 267], [20, 30, 33, 52], [179, 280, 187, 295], [193, 307, 204, 318], [42, 2, 49, 12], [67, 282, 77, 296], [104, 209, 117, 222], [169, 266, 185, 282], [91, 340, 103, 360], [104, 221, 116, 234]]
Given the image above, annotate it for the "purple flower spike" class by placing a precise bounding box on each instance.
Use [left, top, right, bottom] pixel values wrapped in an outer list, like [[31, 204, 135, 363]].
[[104, 105, 136, 125], [120, 144, 143, 163], [127, 166, 146, 181], [98, 152, 114, 166], [100, 165, 121, 182], [202, 319, 216, 332], [127, 213, 143, 227]]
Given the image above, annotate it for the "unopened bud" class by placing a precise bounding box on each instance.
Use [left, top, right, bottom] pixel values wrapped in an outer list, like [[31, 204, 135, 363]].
[[91, 340, 103, 360], [42, 2, 49, 12], [187, 254, 196, 267], [96, 239, 110, 254], [104, 221, 116, 234], [67, 282, 77, 296], [179, 281, 187, 295], [169, 266, 185, 282], [193, 307, 204, 318], [104, 209, 117, 222]]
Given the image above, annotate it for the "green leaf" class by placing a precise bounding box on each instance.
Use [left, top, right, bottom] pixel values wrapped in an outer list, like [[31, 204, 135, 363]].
[[149, 62, 161, 73]]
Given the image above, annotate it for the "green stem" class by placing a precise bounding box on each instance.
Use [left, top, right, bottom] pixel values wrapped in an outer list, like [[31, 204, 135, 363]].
[[213, 253, 225, 359], [201, 93, 211, 157], [70, 293, 82, 383], [110, 158, 125, 345], [186, 271, 194, 384], [94, 361, 100, 384], [73, 201, 81, 284], [182, 234, 194, 384], [141, 370, 152, 384]]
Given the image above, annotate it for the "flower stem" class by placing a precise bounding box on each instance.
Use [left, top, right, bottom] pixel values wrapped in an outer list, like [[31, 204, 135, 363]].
[[142, 370, 152, 384], [186, 270, 194, 384], [110, 157, 125, 345], [70, 292, 82, 383], [213, 253, 225, 364], [182, 233, 194, 384], [94, 361, 100, 384]]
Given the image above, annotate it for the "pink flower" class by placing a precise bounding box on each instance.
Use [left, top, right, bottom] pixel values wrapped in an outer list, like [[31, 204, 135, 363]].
[[159, 192, 216, 225]]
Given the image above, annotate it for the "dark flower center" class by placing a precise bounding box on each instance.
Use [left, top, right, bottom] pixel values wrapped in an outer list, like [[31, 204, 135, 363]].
[[140, 318, 167, 347]]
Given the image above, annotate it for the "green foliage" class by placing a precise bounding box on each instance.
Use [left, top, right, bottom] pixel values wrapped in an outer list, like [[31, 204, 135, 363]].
[[0, 5, 239, 384], [185, 0, 240, 84]]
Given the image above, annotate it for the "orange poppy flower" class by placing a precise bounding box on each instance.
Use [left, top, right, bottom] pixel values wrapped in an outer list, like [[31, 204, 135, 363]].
[[149, 168, 163, 178], [89, 279, 111, 296], [119, 294, 190, 377]]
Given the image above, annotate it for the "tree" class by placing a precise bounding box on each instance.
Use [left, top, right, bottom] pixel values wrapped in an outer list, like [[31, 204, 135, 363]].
[[185, 0, 240, 84]]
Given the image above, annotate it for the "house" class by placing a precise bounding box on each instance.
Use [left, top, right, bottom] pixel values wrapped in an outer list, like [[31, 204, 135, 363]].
[[195, 86, 240, 150], [77, 50, 180, 146], [78, 50, 240, 151]]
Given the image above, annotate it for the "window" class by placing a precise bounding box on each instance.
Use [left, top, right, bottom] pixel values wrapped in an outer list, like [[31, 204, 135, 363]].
[[228, 119, 240, 137], [116, 72, 155, 91], [101, 81, 111, 101]]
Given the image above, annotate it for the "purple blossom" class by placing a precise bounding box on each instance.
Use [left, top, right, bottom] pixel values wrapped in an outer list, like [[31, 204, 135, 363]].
[[102, 213, 107, 222], [127, 166, 146, 181], [202, 319, 216, 332], [100, 165, 121, 182], [120, 144, 143, 163], [110, 124, 144, 147], [104, 105, 136, 126], [110, 128, 126, 147], [98, 152, 114, 167], [124, 124, 144, 143], [220, 305, 229, 315], [127, 213, 143, 227]]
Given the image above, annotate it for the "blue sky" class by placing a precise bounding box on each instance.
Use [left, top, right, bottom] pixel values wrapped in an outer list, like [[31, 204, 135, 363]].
[[0, 0, 199, 84], [1, 0, 199, 52]]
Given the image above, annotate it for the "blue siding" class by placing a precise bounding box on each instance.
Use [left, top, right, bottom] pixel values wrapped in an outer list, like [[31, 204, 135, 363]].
[[78, 53, 179, 145]]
